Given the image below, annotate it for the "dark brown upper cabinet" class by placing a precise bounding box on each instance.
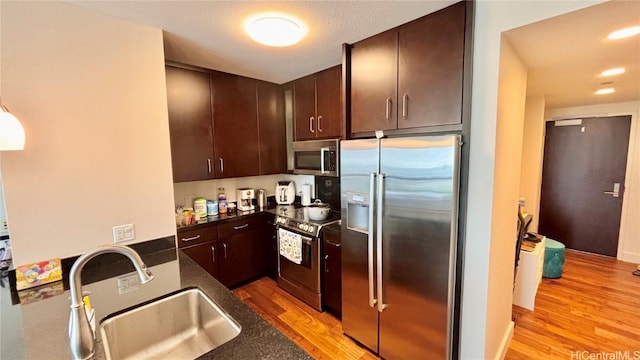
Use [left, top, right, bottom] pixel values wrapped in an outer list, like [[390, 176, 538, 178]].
[[350, 1, 466, 135], [294, 65, 342, 141], [257, 81, 286, 175], [165, 65, 215, 182], [166, 63, 286, 182], [211, 72, 260, 178]]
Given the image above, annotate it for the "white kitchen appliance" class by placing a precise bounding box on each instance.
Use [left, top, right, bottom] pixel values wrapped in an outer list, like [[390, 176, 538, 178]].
[[276, 181, 296, 205], [236, 188, 255, 212]]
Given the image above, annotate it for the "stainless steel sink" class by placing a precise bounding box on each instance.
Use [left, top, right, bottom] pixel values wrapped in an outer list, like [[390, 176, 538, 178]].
[[99, 287, 241, 360]]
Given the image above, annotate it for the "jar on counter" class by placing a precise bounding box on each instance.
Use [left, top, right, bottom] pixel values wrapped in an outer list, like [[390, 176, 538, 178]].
[[218, 188, 228, 214], [207, 200, 219, 216]]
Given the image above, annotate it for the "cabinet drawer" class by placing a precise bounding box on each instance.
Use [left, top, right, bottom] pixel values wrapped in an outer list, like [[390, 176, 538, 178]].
[[218, 216, 261, 238], [177, 225, 218, 248]]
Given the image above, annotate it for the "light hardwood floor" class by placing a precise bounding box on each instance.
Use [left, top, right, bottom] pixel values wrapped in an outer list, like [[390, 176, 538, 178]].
[[233, 250, 640, 359]]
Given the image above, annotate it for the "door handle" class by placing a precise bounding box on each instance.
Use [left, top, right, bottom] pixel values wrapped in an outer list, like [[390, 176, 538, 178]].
[[317, 115, 323, 132], [376, 173, 386, 312], [604, 183, 621, 198], [368, 172, 377, 308], [324, 254, 329, 273], [320, 147, 329, 174], [402, 94, 408, 120], [181, 235, 201, 242], [207, 158, 212, 174], [223, 243, 227, 259], [211, 245, 216, 263], [219, 158, 224, 173], [385, 98, 392, 122], [233, 224, 249, 230], [310, 116, 315, 133]]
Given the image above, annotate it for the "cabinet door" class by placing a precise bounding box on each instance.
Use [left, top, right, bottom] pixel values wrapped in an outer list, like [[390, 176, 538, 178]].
[[262, 214, 278, 280], [350, 29, 398, 134], [211, 73, 260, 178], [323, 230, 342, 315], [294, 74, 317, 141], [165, 66, 215, 182], [257, 81, 286, 174], [219, 230, 265, 288], [398, 2, 465, 129], [181, 241, 219, 280], [315, 65, 342, 139]]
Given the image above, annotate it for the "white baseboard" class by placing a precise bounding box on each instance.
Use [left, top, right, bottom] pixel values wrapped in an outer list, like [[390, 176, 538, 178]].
[[618, 251, 640, 264], [495, 320, 515, 360]]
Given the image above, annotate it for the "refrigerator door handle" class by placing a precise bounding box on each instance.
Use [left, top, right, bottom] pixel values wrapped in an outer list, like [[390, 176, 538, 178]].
[[368, 172, 377, 308], [377, 173, 387, 312]]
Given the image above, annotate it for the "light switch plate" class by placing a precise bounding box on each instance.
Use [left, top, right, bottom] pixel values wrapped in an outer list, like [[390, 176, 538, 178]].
[[112, 224, 135, 243]]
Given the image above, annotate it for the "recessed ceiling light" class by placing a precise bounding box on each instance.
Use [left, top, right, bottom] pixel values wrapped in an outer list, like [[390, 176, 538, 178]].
[[607, 26, 640, 40], [595, 88, 615, 95], [599, 68, 625, 77], [244, 13, 307, 47]]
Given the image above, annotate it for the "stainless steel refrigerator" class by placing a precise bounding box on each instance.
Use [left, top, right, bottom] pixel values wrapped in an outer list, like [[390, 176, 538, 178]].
[[340, 135, 460, 359]]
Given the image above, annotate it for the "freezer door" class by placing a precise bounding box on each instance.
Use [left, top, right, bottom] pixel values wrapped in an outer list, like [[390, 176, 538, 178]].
[[340, 138, 380, 353], [378, 135, 460, 359]]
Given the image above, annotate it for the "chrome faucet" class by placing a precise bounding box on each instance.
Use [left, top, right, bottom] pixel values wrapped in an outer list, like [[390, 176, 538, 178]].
[[68, 244, 154, 360]]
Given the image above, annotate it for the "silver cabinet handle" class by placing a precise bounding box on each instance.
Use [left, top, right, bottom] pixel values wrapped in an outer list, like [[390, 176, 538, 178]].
[[320, 147, 329, 174], [211, 245, 215, 263], [207, 158, 212, 174], [324, 254, 329, 272], [376, 173, 386, 312], [317, 115, 323, 132], [309, 116, 315, 133], [325, 240, 341, 247], [219, 158, 224, 173], [368, 172, 377, 308], [223, 243, 227, 259], [233, 224, 249, 230], [385, 98, 392, 122], [604, 183, 621, 198], [181, 235, 201, 242], [402, 94, 408, 120]]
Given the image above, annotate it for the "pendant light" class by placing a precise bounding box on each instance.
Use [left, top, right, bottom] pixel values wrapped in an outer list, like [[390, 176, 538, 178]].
[[0, 100, 26, 151]]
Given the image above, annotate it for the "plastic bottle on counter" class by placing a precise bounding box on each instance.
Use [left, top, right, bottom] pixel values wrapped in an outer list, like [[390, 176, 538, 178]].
[[193, 197, 207, 219], [218, 188, 228, 214], [207, 200, 219, 216]]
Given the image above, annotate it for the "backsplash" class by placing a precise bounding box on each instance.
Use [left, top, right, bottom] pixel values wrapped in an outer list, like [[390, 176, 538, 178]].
[[173, 174, 315, 207]]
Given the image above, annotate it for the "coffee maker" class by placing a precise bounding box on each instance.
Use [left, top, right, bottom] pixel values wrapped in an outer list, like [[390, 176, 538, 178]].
[[236, 188, 255, 212]]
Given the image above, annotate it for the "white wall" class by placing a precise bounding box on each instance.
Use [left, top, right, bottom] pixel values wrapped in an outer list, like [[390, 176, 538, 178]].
[[519, 96, 546, 232], [546, 101, 640, 264], [173, 174, 315, 207], [484, 36, 528, 359], [0, 1, 176, 265], [463, 1, 603, 358]]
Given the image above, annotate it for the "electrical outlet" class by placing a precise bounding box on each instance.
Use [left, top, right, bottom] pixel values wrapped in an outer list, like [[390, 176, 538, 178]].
[[112, 224, 135, 243], [117, 273, 140, 294]]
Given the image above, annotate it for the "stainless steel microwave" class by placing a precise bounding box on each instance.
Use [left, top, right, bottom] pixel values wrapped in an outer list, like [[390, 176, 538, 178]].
[[291, 139, 339, 177]]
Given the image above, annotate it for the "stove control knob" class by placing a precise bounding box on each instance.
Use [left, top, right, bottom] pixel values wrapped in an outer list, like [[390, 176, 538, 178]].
[[301, 224, 308, 231], [308, 225, 314, 233], [298, 223, 304, 230]]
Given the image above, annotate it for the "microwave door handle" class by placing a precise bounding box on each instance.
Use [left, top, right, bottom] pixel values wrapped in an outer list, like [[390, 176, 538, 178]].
[[320, 147, 329, 174]]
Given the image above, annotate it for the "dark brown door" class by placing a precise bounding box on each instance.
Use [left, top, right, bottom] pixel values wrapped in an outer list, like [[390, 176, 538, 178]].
[[323, 229, 342, 315], [165, 66, 215, 182], [211, 72, 260, 178], [181, 241, 219, 279], [315, 65, 342, 139], [397, 1, 465, 129], [294, 74, 317, 141], [219, 230, 265, 288], [257, 81, 285, 175], [539, 116, 631, 257], [350, 29, 398, 134]]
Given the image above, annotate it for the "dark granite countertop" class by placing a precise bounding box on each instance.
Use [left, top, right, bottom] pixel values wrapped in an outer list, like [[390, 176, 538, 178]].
[[0, 242, 311, 359]]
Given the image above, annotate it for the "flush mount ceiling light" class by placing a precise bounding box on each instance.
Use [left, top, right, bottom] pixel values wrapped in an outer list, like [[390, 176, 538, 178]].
[[595, 88, 615, 95], [607, 26, 640, 40], [599, 68, 625, 77], [244, 13, 307, 47]]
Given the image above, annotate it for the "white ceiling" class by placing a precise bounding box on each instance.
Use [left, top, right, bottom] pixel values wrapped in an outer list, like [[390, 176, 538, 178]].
[[66, 0, 456, 84], [66, 0, 640, 109], [504, 0, 640, 109]]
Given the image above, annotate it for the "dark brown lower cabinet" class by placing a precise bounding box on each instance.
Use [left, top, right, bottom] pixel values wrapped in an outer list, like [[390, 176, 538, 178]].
[[218, 217, 266, 288], [323, 228, 342, 316], [262, 214, 278, 281], [181, 241, 219, 280]]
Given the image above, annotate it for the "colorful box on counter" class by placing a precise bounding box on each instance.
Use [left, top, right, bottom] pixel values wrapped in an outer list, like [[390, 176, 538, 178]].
[[15, 258, 63, 290]]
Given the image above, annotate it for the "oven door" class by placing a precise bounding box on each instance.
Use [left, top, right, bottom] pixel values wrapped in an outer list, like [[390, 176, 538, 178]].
[[278, 227, 320, 292]]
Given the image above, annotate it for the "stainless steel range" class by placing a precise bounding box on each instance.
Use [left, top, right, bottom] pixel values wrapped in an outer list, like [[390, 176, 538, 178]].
[[273, 205, 340, 311]]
